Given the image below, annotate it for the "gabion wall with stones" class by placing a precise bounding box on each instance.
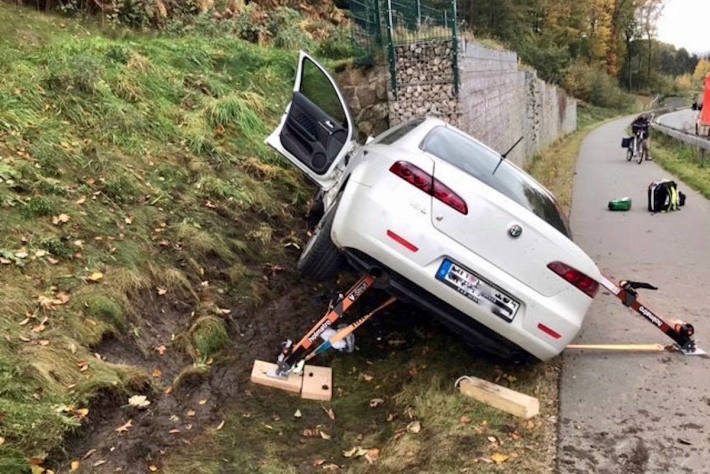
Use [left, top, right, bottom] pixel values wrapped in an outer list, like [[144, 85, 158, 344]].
[[388, 40, 459, 126], [388, 39, 577, 168]]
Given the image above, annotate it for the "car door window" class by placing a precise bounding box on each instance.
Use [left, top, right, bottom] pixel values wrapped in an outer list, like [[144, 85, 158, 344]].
[[299, 59, 347, 126]]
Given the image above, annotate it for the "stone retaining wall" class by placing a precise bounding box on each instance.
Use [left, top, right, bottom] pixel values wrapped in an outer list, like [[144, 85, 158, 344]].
[[387, 40, 577, 167]]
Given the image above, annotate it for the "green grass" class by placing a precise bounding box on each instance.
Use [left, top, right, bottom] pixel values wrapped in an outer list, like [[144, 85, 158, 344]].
[[650, 134, 710, 199], [0, 3, 312, 470]]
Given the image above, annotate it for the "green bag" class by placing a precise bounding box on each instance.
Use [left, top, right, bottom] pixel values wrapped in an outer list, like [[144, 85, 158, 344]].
[[608, 197, 631, 211]]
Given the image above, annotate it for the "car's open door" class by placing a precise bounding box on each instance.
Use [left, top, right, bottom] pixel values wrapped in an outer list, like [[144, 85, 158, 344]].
[[266, 51, 355, 190]]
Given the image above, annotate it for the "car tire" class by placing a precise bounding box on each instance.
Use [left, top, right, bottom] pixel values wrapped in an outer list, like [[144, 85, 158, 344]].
[[297, 199, 344, 281]]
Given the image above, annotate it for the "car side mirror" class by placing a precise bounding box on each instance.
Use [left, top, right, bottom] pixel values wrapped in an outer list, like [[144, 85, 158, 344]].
[[365, 135, 374, 144]]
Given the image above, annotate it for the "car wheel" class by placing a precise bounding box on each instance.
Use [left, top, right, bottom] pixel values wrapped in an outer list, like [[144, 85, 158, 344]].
[[297, 199, 344, 281]]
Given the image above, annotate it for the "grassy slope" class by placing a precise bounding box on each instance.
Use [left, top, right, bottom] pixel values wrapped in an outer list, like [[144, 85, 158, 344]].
[[650, 133, 710, 199], [0, 5, 626, 472], [0, 4, 310, 471]]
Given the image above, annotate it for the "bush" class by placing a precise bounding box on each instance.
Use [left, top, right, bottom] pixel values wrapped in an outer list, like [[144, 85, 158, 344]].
[[564, 61, 634, 109], [235, 4, 267, 43], [317, 27, 354, 59]]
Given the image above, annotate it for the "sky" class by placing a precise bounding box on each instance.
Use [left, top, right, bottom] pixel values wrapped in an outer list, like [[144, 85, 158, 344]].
[[657, 0, 709, 54]]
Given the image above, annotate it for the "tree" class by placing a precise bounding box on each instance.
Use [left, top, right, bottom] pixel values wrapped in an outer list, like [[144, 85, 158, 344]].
[[694, 59, 710, 85], [636, 0, 663, 80]]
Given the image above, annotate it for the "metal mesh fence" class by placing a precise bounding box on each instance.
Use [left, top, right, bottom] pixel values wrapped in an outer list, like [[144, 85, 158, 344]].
[[350, 0, 459, 97]]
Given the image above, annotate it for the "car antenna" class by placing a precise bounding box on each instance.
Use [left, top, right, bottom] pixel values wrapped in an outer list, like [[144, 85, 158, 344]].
[[493, 136, 524, 175]]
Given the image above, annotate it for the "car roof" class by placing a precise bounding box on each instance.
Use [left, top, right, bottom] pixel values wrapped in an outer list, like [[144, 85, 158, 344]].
[[384, 117, 504, 159]]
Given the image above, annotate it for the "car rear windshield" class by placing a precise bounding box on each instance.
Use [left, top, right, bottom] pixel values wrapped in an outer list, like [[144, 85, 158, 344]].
[[421, 126, 570, 237]]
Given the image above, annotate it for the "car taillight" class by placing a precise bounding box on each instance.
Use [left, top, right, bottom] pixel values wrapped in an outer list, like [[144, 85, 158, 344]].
[[389, 161, 468, 215], [547, 261, 599, 298]]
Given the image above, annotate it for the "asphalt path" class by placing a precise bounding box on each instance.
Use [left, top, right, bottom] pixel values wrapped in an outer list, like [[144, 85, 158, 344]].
[[657, 108, 698, 133], [558, 116, 710, 473]]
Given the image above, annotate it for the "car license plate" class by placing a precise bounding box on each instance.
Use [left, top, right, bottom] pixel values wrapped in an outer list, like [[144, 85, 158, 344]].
[[436, 258, 520, 322]]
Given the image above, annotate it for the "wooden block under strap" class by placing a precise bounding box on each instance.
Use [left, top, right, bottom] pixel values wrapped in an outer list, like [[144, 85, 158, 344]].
[[458, 376, 539, 419], [250, 360, 302, 393], [301, 365, 332, 401]]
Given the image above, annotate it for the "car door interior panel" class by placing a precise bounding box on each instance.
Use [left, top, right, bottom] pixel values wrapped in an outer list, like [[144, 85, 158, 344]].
[[280, 91, 347, 175]]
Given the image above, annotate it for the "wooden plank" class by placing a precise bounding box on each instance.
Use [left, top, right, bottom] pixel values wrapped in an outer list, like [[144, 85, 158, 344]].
[[566, 343, 665, 352], [250, 360, 302, 393], [301, 365, 332, 401], [458, 376, 539, 419]]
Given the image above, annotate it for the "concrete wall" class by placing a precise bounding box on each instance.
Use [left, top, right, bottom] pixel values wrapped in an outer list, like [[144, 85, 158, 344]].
[[388, 40, 577, 168]]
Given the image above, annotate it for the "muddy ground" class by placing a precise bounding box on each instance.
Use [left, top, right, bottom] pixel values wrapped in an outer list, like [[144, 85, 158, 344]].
[[52, 242, 559, 473]]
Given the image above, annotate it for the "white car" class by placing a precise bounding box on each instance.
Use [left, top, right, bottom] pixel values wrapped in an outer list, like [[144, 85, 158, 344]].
[[266, 52, 602, 360]]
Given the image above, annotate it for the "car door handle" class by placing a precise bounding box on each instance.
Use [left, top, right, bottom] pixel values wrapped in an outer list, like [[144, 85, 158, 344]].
[[319, 120, 335, 135]]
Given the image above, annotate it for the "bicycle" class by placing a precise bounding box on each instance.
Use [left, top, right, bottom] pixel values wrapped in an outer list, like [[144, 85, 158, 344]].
[[625, 128, 648, 164]]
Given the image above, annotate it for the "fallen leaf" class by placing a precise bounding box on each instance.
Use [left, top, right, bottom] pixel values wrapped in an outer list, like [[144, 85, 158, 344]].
[[47, 257, 59, 265], [76, 196, 87, 205], [322, 406, 335, 420], [320, 431, 331, 440], [32, 324, 47, 333], [0, 257, 11, 264], [82, 448, 96, 460], [70, 460, 80, 471], [34, 249, 47, 258], [156, 344, 167, 355], [115, 419, 133, 433], [169, 429, 180, 434], [152, 368, 162, 378], [487, 436, 498, 443], [76, 408, 89, 419], [93, 460, 106, 467], [321, 464, 339, 471], [294, 409, 302, 418], [157, 287, 167, 296], [460, 415, 472, 425], [199, 399, 207, 405], [369, 398, 384, 408], [215, 420, 225, 430], [302, 428, 321, 438], [186, 410, 195, 417], [124, 216, 133, 225], [69, 343, 77, 354], [359, 373, 374, 382], [365, 448, 379, 464], [87, 272, 103, 283], [52, 214, 70, 226], [38, 340, 50, 346], [128, 395, 151, 409], [0, 437, 4, 446], [406, 420, 421, 434], [342, 446, 367, 458], [312, 458, 325, 467], [18, 318, 30, 326], [149, 466, 159, 472], [342, 447, 358, 458], [491, 452, 509, 464]]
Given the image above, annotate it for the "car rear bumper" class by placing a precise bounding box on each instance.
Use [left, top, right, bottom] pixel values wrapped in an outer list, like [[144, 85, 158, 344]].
[[331, 180, 593, 360]]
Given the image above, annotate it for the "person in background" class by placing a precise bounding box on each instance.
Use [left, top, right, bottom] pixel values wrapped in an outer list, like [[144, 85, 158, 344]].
[[631, 114, 652, 160]]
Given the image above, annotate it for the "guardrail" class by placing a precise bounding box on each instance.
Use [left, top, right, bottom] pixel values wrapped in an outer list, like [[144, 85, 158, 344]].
[[651, 109, 710, 152]]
